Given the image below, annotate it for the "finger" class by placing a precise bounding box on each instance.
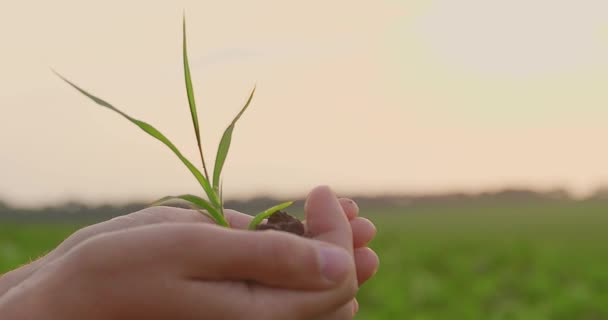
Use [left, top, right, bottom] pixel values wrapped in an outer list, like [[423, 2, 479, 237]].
[[46, 206, 207, 260], [354, 247, 379, 286], [305, 186, 353, 253], [105, 207, 254, 231], [85, 206, 252, 231], [350, 217, 377, 248], [229, 208, 380, 285], [159, 223, 356, 319], [304, 186, 358, 318], [130, 206, 254, 229], [79, 206, 209, 236], [339, 198, 359, 220], [224, 209, 254, 229], [246, 287, 357, 320], [307, 214, 376, 250], [105, 223, 354, 290], [181, 280, 357, 320], [130, 206, 253, 229]]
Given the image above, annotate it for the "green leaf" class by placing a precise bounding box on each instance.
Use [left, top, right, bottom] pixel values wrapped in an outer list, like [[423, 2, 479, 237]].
[[183, 15, 210, 180], [213, 86, 256, 191], [248, 201, 294, 230], [151, 194, 229, 227], [54, 71, 221, 207]]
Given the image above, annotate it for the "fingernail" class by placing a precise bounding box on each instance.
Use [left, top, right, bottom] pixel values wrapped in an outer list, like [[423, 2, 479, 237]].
[[353, 299, 359, 315], [318, 246, 351, 283]]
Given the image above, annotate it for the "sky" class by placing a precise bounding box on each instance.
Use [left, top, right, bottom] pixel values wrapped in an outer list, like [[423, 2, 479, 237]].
[[1, 0, 607, 206]]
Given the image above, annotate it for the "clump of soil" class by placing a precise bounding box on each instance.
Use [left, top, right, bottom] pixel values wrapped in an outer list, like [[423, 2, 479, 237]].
[[256, 211, 311, 237]]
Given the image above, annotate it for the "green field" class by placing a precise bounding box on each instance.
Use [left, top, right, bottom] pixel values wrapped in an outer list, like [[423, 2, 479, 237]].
[[2, 201, 608, 319]]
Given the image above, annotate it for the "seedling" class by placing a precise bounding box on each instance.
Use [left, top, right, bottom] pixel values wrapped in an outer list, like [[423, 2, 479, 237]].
[[54, 16, 298, 231]]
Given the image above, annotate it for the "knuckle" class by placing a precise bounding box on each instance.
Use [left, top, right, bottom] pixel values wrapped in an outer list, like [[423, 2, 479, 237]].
[[64, 225, 95, 245], [134, 206, 207, 224], [109, 214, 138, 227], [67, 236, 110, 273], [129, 206, 171, 223]]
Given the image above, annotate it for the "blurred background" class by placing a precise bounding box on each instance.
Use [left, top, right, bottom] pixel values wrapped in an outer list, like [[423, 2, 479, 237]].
[[1, 0, 607, 319]]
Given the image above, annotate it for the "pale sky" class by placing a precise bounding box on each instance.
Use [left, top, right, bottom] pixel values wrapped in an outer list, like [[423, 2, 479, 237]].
[[1, 0, 607, 206]]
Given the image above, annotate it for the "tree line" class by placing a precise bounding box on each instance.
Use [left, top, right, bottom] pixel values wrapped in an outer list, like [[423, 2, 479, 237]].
[[1, 187, 607, 223]]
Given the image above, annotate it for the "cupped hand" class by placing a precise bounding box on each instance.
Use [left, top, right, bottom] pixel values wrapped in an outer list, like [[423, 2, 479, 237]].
[[0, 194, 378, 299], [0, 186, 378, 319], [0, 221, 357, 320]]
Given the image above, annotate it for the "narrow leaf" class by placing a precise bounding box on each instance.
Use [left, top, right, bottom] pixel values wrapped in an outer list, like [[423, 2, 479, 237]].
[[151, 194, 229, 227], [54, 71, 221, 207], [248, 201, 294, 230], [214, 125, 234, 189], [183, 15, 210, 179], [213, 86, 256, 190]]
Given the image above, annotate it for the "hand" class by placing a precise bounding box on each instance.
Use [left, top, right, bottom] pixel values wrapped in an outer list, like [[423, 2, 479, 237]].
[[0, 224, 356, 319], [0, 186, 377, 319], [0, 194, 378, 302]]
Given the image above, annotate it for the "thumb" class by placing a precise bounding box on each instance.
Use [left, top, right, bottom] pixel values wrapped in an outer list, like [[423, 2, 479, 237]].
[[304, 186, 358, 319], [158, 224, 354, 290], [305, 185, 354, 253]]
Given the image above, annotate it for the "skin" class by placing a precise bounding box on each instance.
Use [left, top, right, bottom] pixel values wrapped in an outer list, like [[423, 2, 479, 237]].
[[0, 186, 378, 319]]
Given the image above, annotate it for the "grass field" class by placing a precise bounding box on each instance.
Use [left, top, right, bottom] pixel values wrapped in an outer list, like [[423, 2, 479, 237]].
[[2, 200, 608, 319]]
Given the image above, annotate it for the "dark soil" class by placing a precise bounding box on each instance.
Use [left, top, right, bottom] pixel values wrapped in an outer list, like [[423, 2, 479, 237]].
[[255, 211, 310, 237]]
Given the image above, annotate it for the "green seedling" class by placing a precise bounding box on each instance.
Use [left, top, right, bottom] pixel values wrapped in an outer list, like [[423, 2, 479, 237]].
[[54, 16, 293, 229]]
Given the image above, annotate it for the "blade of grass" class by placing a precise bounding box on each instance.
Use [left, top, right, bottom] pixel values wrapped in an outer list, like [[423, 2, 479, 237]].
[[248, 201, 294, 230], [183, 15, 210, 180], [219, 181, 224, 205], [151, 195, 229, 227], [218, 181, 225, 222], [54, 71, 221, 207], [212, 86, 256, 191]]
